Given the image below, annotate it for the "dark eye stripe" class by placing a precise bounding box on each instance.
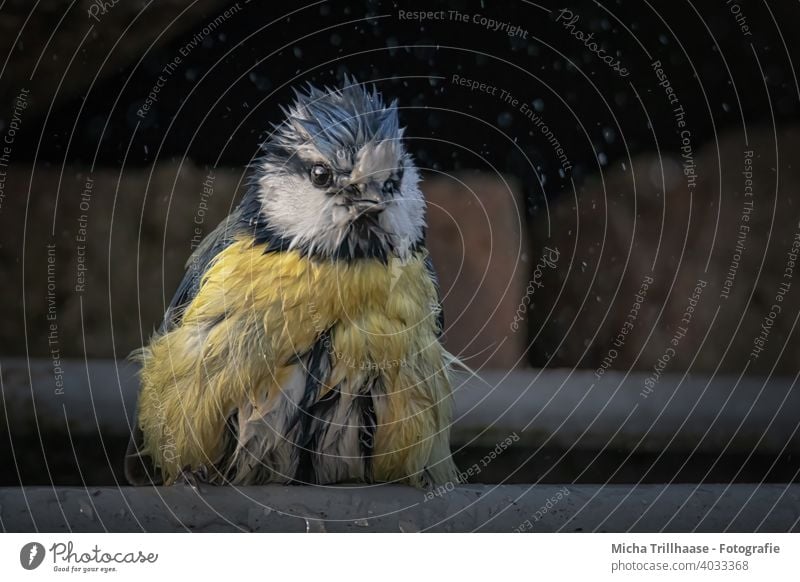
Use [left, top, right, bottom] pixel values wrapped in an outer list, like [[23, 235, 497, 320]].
[[382, 178, 400, 196]]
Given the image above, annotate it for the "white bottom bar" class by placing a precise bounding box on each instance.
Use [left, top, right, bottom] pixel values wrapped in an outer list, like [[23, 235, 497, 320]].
[[0, 533, 796, 581]]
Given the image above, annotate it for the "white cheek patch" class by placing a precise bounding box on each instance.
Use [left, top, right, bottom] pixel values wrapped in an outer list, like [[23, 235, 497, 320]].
[[379, 163, 426, 257], [257, 173, 339, 249]]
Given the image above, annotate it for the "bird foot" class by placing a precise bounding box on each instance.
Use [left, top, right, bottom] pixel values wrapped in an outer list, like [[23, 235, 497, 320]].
[[175, 464, 209, 492]]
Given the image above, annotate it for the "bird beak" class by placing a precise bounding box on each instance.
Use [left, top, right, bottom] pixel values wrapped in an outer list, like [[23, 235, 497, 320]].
[[340, 183, 386, 215]]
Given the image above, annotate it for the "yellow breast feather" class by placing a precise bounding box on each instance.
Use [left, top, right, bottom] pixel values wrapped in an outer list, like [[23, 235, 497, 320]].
[[135, 237, 458, 486]]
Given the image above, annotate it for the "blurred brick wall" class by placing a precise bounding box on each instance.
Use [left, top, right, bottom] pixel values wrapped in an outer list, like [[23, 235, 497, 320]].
[[527, 126, 800, 374], [0, 164, 529, 368], [5, 126, 799, 374]]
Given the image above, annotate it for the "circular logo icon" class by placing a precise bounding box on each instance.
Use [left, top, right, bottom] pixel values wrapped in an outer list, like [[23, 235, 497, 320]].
[[19, 542, 45, 570]]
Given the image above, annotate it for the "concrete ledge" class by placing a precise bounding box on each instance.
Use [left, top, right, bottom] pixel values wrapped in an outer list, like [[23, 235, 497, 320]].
[[3, 358, 799, 454], [1, 484, 798, 532]]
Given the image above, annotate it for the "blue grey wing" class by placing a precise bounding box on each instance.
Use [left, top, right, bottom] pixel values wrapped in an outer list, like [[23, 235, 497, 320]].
[[424, 253, 446, 338], [160, 213, 241, 333], [126, 212, 241, 486]]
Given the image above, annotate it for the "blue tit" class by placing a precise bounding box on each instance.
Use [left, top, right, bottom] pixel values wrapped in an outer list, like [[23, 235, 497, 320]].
[[125, 79, 461, 488]]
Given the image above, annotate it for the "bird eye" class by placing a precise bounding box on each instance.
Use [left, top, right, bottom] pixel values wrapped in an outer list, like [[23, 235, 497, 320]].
[[309, 163, 333, 188]]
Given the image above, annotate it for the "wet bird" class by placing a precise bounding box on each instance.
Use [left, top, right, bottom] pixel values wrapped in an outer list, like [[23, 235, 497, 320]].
[[125, 79, 460, 487]]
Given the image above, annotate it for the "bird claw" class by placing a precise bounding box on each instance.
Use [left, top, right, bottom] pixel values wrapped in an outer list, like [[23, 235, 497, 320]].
[[175, 465, 209, 492]]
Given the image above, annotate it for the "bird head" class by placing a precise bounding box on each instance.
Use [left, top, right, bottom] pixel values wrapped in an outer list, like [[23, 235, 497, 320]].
[[255, 78, 425, 262]]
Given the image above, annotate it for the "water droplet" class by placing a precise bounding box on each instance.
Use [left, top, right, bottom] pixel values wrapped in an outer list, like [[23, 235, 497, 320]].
[[78, 500, 95, 521], [354, 518, 370, 527], [399, 519, 420, 533], [246, 507, 274, 531], [305, 518, 328, 533], [248, 72, 271, 92]]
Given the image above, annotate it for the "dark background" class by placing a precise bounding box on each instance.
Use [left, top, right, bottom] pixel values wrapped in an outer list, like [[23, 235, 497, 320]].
[[14, 1, 800, 176], [3, 0, 800, 369], [1, 0, 799, 486]]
